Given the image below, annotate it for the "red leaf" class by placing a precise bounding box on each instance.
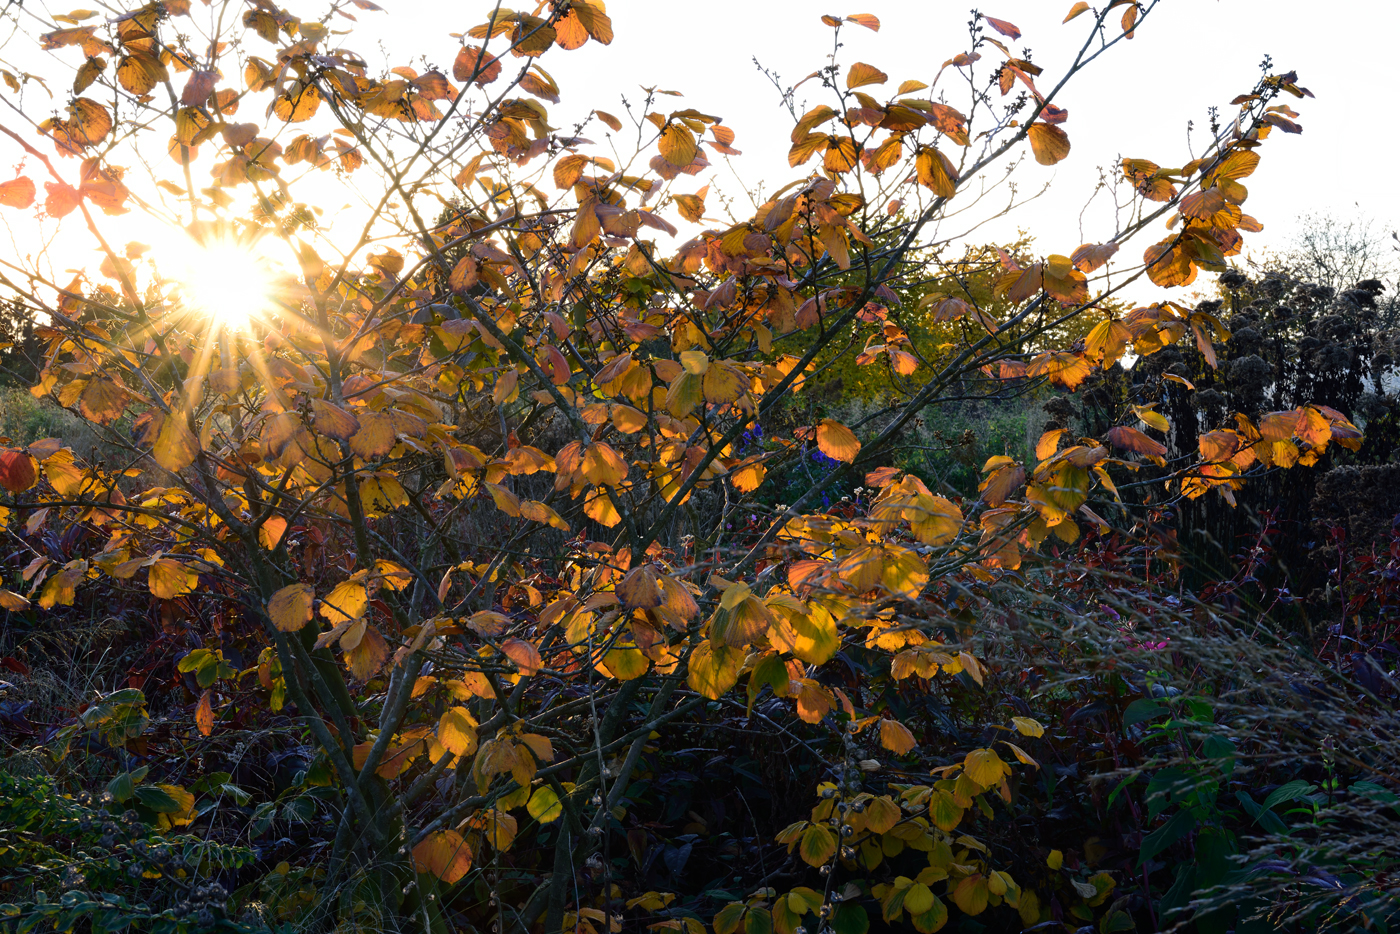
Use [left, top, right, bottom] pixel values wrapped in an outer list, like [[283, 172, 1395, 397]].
[[984, 15, 1021, 39]]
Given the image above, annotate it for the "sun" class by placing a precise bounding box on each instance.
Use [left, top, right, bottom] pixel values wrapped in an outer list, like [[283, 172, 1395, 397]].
[[169, 235, 277, 329]]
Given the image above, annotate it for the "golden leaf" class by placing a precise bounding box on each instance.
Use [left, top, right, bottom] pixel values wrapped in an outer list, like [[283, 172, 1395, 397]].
[[267, 583, 315, 632]]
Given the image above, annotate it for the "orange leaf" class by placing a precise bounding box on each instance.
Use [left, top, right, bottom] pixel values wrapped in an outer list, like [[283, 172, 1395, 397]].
[[1070, 241, 1119, 273], [0, 449, 38, 493], [880, 718, 917, 755], [1027, 122, 1070, 165], [581, 442, 628, 486], [1063, 1, 1090, 22], [0, 177, 36, 209], [449, 256, 479, 293], [617, 565, 663, 610], [846, 62, 887, 89], [915, 146, 958, 199], [412, 830, 473, 884], [816, 419, 860, 463], [846, 13, 880, 31], [501, 637, 542, 675], [195, 689, 214, 737], [1106, 426, 1167, 458], [452, 46, 500, 85]]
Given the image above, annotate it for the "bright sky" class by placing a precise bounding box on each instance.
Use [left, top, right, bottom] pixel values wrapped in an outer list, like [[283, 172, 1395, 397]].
[[363, 0, 1398, 298], [2, 0, 1396, 306]]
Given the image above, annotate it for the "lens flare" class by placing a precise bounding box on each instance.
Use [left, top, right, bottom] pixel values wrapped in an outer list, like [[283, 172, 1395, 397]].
[[169, 235, 276, 329]]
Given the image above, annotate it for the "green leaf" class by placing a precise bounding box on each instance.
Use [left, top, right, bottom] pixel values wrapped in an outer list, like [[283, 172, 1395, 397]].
[[132, 785, 179, 812], [1138, 810, 1195, 867], [1352, 781, 1400, 810], [176, 649, 210, 673], [1261, 780, 1314, 812], [831, 903, 869, 934], [106, 771, 135, 804], [196, 656, 220, 688], [1122, 698, 1167, 728], [743, 907, 773, 934]]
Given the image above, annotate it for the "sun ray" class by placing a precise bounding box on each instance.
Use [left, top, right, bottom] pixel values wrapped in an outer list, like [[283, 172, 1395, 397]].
[[166, 232, 278, 330]]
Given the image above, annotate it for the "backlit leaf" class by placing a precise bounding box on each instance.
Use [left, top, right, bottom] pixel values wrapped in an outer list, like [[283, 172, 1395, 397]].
[[0, 450, 38, 493], [148, 558, 197, 600], [799, 823, 836, 866], [154, 412, 200, 472], [1027, 122, 1070, 165], [983, 15, 1021, 38], [0, 177, 36, 209], [526, 785, 563, 823], [880, 718, 917, 754], [501, 637, 542, 675], [412, 830, 473, 884], [267, 583, 314, 632], [846, 62, 887, 89], [195, 690, 214, 736], [963, 747, 1010, 787], [816, 419, 860, 463], [437, 706, 478, 756], [1106, 426, 1167, 458]]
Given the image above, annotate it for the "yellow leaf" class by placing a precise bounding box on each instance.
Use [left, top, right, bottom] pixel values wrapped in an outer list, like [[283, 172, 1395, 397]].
[[583, 489, 622, 527], [915, 146, 958, 199], [267, 583, 314, 632], [881, 547, 928, 600], [154, 411, 200, 472], [582, 441, 628, 486], [321, 578, 369, 624], [963, 748, 1010, 787], [686, 642, 741, 699], [951, 875, 989, 916], [159, 784, 197, 827], [1047, 848, 1064, 870], [904, 883, 935, 915], [799, 823, 836, 866], [1011, 716, 1044, 738], [1002, 741, 1038, 767], [39, 560, 84, 609], [526, 786, 563, 823], [1135, 406, 1170, 433], [148, 558, 197, 600], [437, 706, 479, 756], [1063, 1, 1090, 22]]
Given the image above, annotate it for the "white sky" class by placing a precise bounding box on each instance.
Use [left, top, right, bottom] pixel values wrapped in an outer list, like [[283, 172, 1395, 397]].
[[3, 0, 1397, 304], [367, 0, 1398, 297]]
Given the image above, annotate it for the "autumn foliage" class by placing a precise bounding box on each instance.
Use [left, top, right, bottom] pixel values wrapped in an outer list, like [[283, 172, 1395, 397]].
[[0, 2, 1386, 934]]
